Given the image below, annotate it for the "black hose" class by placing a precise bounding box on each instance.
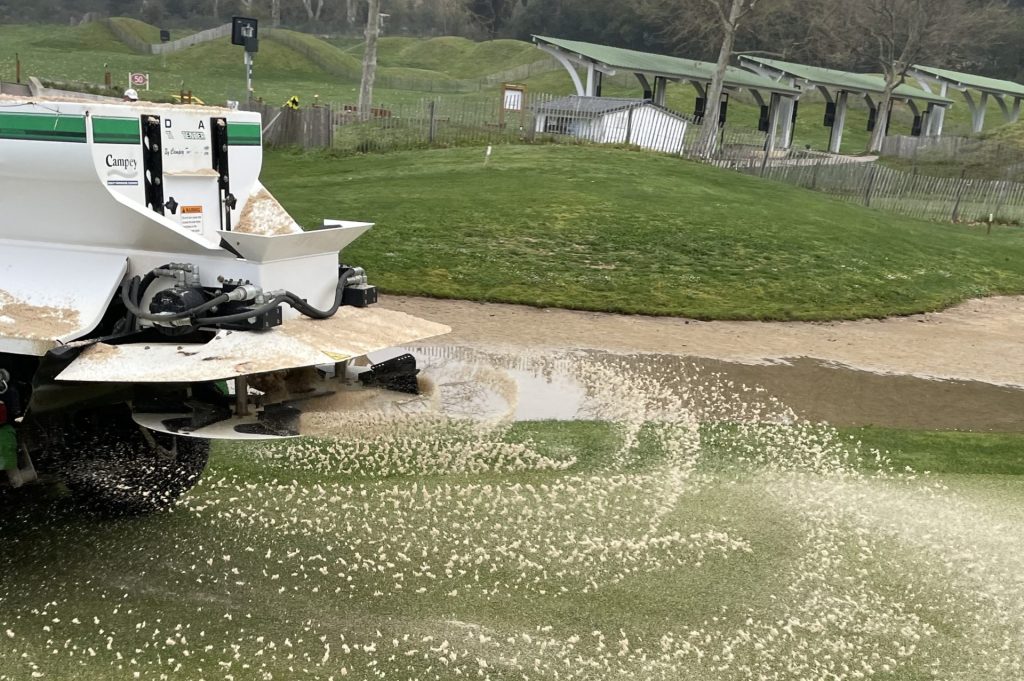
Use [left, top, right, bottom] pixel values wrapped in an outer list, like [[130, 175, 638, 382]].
[[283, 267, 355, 319], [125, 276, 140, 329], [123, 266, 357, 329], [192, 294, 289, 326], [194, 267, 356, 326]]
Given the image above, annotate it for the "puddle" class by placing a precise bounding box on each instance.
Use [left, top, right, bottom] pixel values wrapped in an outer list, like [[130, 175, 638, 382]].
[[381, 345, 1024, 432]]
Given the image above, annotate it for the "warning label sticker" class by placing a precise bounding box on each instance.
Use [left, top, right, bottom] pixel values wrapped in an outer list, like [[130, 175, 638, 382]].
[[181, 205, 204, 233]]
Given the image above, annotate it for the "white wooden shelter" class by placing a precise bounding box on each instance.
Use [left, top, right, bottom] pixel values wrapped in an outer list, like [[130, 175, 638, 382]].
[[533, 96, 692, 154]]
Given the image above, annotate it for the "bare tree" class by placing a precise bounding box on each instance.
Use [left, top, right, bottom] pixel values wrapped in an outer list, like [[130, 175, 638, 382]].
[[831, 0, 1008, 152], [271, 0, 281, 26], [347, 0, 358, 29], [693, 0, 763, 157], [358, 0, 381, 120], [640, 0, 768, 157], [300, 0, 327, 21]]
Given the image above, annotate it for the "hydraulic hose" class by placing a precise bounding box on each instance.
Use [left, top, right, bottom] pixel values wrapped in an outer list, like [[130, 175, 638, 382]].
[[193, 267, 356, 326], [281, 267, 355, 320], [122, 266, 357, 329], [192, 293, 290, 326]]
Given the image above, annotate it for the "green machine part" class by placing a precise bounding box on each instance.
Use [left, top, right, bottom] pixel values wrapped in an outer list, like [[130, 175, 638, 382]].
[[0, 425, 17, 470]]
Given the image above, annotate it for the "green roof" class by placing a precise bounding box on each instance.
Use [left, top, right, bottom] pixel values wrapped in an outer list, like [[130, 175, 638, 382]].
[[911, 65, 1024, 99], [742, 56, 953, 105], [533, 36, 799, 96]]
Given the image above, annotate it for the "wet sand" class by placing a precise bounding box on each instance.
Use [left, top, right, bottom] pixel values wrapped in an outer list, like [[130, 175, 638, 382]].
[[383, 295, 1024, 388]]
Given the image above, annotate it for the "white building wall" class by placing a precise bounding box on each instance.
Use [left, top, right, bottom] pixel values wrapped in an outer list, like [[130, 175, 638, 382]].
[[600, 111, 630, 144], [628, 107, 689, 154], [536, 105, 690, 153], [589, 106, 690, 153]]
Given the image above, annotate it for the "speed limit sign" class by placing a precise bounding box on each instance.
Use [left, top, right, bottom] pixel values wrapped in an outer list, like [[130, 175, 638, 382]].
[[128, 72, 150, 90]]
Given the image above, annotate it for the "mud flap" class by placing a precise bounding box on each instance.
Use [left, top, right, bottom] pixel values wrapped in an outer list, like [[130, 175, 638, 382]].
[[358, 354, 420, 395]]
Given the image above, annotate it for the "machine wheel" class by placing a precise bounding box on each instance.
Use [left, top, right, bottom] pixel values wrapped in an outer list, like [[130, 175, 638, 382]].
[[55, 408, 210, 515]]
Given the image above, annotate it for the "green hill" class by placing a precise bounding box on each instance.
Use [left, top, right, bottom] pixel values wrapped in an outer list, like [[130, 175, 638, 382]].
[[107, 16, 163, 45], [263, 144, 1024, 320]]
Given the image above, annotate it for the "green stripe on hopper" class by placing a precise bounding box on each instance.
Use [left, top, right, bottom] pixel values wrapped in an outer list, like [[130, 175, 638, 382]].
[[228, 121, 262, 146], [0, 112, 86, 143], [93, 116, 141, 145]]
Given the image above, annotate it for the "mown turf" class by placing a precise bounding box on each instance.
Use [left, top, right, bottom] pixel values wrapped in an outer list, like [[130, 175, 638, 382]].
[[846, 426, 1024, 475], [263, 144, 1024, 320]]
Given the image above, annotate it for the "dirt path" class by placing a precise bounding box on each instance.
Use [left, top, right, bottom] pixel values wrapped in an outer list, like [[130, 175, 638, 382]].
[[382, 295, 1024, 388]]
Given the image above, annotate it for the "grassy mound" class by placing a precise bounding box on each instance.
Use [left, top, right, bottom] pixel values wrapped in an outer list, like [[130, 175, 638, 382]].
[[984, 120, 1024, 147], [38, 20, 133, 54], [107, 16, 162, 44], [265, 28, 363, 80], [379, 66, 457, 82], [389, 36, 542, 79], [160, 36, 325, 102], [392, 35, 476, 72], [368, 35, 424, 62], [465, 38, 548, 75], [264, 144, 1024, 320]]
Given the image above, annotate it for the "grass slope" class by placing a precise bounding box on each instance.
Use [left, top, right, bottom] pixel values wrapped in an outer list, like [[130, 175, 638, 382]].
[[108, 16, 159, 44], [389, 36, 543, 78], [0, 23, 459, 105], [263, 144, 1024, 320]]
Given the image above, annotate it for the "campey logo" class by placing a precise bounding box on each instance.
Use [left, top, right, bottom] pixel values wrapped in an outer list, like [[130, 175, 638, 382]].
[[105, 155, 139, 178]]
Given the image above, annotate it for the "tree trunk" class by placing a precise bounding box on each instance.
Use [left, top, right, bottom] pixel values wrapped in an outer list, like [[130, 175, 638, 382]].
[[695, 0, 744, 159], [869, 79, 898, 153], [358, 0, 381, 121], [314, 0, 325, 21], [347, 0, 357, 28], [271, 0, 281, 27], [211, 0, 219, 19]]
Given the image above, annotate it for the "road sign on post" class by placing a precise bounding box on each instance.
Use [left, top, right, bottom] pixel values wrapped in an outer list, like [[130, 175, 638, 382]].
[[232, 16, 259, 101], [231, 16, 259, 47], [129, 72, 150, 91]]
